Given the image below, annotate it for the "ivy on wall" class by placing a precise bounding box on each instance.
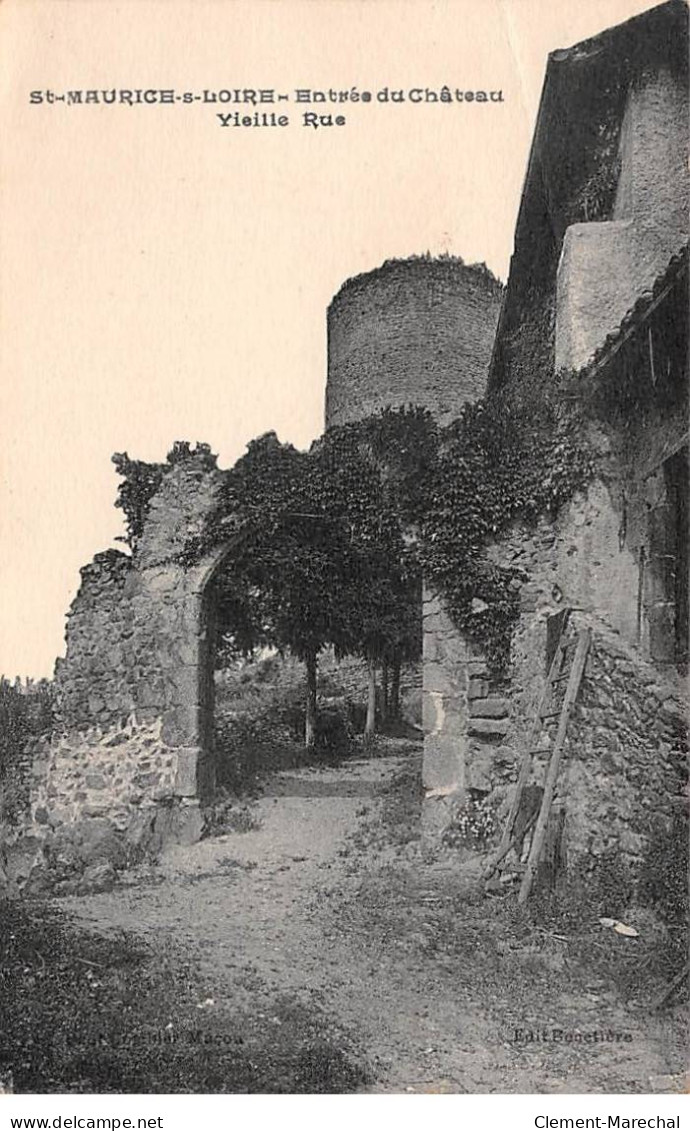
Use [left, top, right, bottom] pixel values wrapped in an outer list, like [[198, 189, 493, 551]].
[[112, 442, 217, 550], [112, 397, 593, 677], [415, 395, 593, 670]]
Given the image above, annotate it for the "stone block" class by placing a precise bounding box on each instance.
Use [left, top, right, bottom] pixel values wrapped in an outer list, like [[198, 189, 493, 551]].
[[173, 747, 200, 797], [422, 690, 442, 735], [173, 641, 199, 667], [423, 661, 462, 697], [135, 707, 160, 725], [467, 677, 489, 700], [162, 705, 200, 747], [152, 803, 204, 851], [422, 731, 466, 793], [124, 810, 156, 857], [169, 665, 200, 706], [85, 773, 107, 790], [137, 681, 165, 709], [466, 749, 494, 792], [423, 631, 439, 662], [470, 697, 510, 719], [468, 718, 510, 738]]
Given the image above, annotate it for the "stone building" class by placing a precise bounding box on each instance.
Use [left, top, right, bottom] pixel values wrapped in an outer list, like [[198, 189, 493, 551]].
[[11, 1, 687, 889], [422, 0, 689, 873]]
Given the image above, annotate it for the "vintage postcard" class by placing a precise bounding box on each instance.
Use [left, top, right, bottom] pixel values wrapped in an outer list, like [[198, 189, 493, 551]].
[[0, 0, 687, 1109]]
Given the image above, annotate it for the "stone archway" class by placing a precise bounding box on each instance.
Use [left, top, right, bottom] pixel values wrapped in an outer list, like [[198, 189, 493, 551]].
[[31, 454, 233, 845]]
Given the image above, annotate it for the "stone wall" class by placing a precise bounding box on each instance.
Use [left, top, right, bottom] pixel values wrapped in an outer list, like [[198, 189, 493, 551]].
[[422, 588, 511, 838], [556, 66, 689, 373], [29, 454, 229, 852], [422, 473, 688, 877], [326, 257, 503, 428], [486, 606, 685, 877], [422, 478, 637, 838]]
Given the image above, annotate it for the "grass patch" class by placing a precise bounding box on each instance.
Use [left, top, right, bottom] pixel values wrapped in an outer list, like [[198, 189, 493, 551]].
[[0, 900, 368, 1094], [350, 746, 422, 854]]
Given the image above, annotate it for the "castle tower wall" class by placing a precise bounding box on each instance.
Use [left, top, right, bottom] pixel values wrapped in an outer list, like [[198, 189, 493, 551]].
[[326, 257, 503, 428]]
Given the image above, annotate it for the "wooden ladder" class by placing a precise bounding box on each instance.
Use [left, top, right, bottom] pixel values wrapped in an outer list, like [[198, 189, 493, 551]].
[[483, 620, 592, 903]]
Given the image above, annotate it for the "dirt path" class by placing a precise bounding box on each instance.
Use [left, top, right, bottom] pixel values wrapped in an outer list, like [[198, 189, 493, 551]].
[[60, 742, 686, 1094]]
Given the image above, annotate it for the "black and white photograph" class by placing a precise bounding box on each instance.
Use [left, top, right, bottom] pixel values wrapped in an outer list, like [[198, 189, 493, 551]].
[[0, 0, 687, 1109]]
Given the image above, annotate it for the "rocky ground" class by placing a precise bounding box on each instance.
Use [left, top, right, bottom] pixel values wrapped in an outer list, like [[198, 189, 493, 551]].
[[1, 738, 686, 1093]]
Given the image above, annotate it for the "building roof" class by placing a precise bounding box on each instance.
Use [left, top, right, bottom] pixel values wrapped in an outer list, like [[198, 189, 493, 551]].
[[488, 0, 688, 393], [578, 242, 688, 379]]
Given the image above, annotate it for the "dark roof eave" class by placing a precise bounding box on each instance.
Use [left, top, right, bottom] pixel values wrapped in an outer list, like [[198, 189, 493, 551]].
[[575, 243, 689, 381]]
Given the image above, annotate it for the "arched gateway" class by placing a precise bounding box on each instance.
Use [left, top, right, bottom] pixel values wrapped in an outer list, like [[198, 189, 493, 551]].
[[31, 453, 234, 847]]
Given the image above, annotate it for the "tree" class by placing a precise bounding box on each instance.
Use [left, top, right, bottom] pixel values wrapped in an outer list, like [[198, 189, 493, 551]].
[[210, 421, 425, 746], [211, 433, 347, 748], [312, 419, 423, 737]]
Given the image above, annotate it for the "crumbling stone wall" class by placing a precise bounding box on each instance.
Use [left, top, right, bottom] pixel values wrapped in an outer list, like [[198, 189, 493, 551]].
[[486, 607, 685, 878], [28, 455, 229, 853], [423, 474, 687, 876], [326, 257, 503, 428]]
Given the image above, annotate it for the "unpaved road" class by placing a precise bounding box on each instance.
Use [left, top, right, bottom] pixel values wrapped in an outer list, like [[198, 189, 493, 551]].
[[61, 743, 686, 1093]]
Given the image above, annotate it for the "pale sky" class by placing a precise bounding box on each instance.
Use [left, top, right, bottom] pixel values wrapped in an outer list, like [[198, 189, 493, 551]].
[[0, 0, 659, 677]]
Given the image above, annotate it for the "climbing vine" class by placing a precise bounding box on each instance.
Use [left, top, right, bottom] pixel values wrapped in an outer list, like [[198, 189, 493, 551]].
[[112, 442, 217, 550], [416, 395, 594, 670], [112, 399, 593, 680]]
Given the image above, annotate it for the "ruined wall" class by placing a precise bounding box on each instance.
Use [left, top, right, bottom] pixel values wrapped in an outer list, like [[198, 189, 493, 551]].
[[556, 65, 689, 372], [479, 609, 685, 876], [424, 476, 687, 872], [30, 456, 228, 847], [422, 589, 511, 838], [485, 493, 687, 875], [326, 257, 503, 428]]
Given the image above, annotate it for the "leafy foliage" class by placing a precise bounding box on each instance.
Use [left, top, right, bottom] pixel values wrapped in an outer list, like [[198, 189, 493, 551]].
[[418, 396, 593, 669], [112, 442, 217, 550], [442, 793, 498, 849], [208, 423, 425, 680], [111, 396, 592, 683], [211, 433, 347, 666]]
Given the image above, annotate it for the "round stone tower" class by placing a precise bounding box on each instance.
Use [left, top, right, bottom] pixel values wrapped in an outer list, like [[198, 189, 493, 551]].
[[326, 255, 504, 428]]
